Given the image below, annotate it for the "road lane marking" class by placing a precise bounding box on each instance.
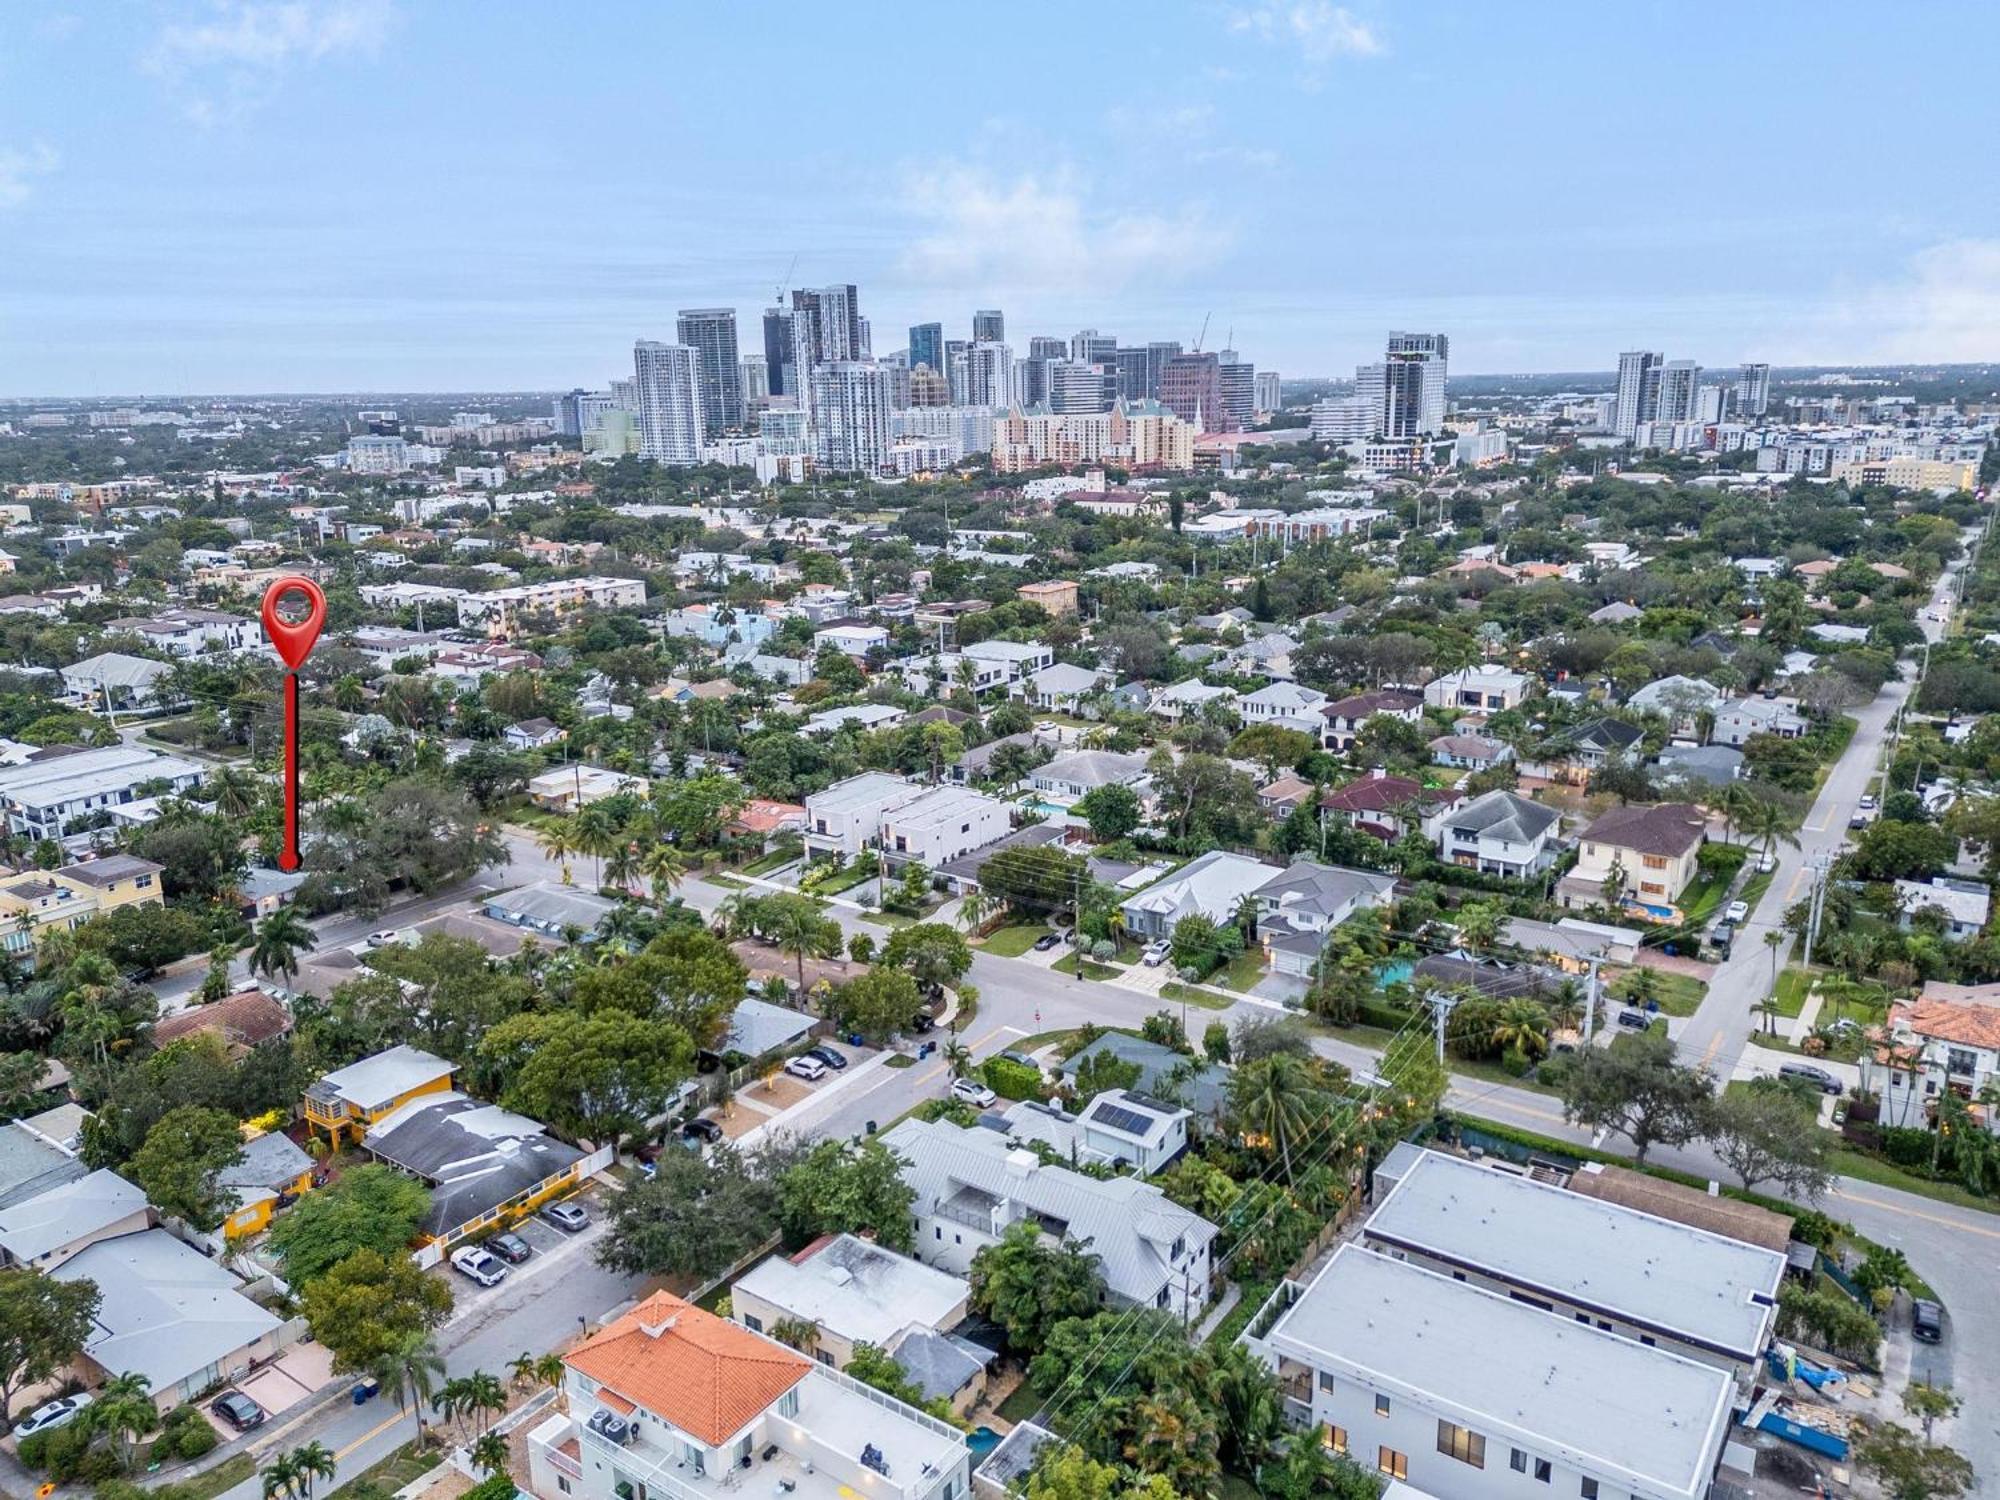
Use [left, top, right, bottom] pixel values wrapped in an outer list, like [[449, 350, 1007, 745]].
[[1784, 869, 1806, 904], [1827, 1187, 2000, 1242], [911, 1023, 1023, 1090], [335, 1409, 410, 1460]]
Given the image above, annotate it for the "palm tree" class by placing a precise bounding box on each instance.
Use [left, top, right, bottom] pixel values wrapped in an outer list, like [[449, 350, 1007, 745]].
[[287, 1442, 337, 1500], [507, 1351, 538, 1390], [1454, 901, 1502, 952], [760, 893, 832, 997], [1717, 782, 1758, 845], [469, 1431, 509, 1477], [210, 765, 261, 819], [248, 906, 315, 982], [373, 1329, 447, 1450], [942, 1039, 972, 1078], [641, 845, 687, 908], [90, 1371, 156, 1472], [1489, 998, 1552, 1060], [262, 1452, 300, 1500], [1228, 1053, 1321, 1183], [603, 839, 642, 896], [957, 887, 992, 934], [536, 819, 578, 887], [461, 1371, 506, 1437], [1744, 800, 1800, 867], [573, 806, 618, 889], [532, 1353, 564, 1388]]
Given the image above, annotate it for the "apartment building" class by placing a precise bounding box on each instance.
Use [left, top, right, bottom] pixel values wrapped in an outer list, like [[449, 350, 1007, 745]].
[[876, 784, 1012, 869], [1877, 984, 2000, 1129], [1243, 1245, 1735, 1500], [803, 773, 917, 858], [0, 747, 205, 839], [456, 575, 647, 638]]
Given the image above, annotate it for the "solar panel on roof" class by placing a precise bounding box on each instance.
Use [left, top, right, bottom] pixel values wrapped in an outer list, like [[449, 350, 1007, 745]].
[[1090, 1103, 1155, 1137]]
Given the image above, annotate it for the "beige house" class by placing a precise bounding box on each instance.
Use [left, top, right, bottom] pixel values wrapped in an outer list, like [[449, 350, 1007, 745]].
[[1560, 803, 1707, 919]]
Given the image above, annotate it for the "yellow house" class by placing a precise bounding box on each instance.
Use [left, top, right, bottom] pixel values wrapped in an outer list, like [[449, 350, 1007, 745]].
[[304, 1044, 457, 1148], [219, 1130, 317, 1240], [0, 854, 165, 968]]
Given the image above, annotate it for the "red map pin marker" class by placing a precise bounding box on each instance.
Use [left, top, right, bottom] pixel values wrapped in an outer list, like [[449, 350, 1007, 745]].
[[261, 577, 326, 871], [261, 577, 327, 670]]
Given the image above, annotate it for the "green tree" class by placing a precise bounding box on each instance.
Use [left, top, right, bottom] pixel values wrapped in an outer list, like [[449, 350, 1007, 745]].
[[1855, 1421, 1975, 1500], [89, 1371, 157, 1472], [248, 906, 315, 982], [372, 1329, 447, 1450], [1903, 1383, 1962, 1445], [1069, 1049, 1142, 1104], [267, 1164, 433, 1283], [1228, 1053, 1326, 1183], [880, 921, 974, 994], [1075, 783, 1142, 841], [128, 1105, 245, 1231], [479, 1009, 693, 1149], [775, 1138, 916, 1250], [301, 1248, 455, 1372], [968, 1220, 1106, 1353], [1025, 1445, 1180, 1500], [0, 1269, 100, 1433], [1708, 1083, 1832, 1198], [596, 1145, 779, 1281], [831, 970, 925, 1042], [1559, 1031, 1713, 1163]]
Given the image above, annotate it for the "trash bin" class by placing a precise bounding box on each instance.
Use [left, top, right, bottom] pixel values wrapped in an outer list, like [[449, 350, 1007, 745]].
[[866, 1120, 878, 1135]]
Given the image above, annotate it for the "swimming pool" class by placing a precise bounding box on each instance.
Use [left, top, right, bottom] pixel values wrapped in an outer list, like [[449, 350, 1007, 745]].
[[967, 1426, 1002, 1458], [1375, 959, 1415, 989]]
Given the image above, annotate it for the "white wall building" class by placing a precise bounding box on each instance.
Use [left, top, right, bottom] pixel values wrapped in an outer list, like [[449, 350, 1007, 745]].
[[633, 341, 705, 466]]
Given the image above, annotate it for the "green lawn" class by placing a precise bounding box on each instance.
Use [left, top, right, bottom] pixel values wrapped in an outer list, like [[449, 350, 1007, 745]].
[[181, 1453, 258, 1500], [810, 863, 877, 896], [1828, 1148, 2000, 1216], [981, 923, 1051, 957], [1611, 967, 1706, 1017], [996, 1375, 1050, 1423], [1052, 952, 1121, 981], [1212, 948, 1269, 993], [741, 848, 799, 877], [1159, 981, 1235, 1011], [1772, 964, 1816, 1018], [706, 873, 749, 890], [1677, 872, 1732, 926], [860, 911, 915, 929]]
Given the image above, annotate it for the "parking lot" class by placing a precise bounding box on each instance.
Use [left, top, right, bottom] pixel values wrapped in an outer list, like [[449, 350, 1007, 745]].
[[432, 1180, 611, 1307]]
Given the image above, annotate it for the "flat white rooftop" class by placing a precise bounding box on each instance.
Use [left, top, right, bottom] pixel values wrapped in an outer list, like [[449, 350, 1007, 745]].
[[1262, 1246, 1734, 1500], [1363, 1149, 1784, 1360]]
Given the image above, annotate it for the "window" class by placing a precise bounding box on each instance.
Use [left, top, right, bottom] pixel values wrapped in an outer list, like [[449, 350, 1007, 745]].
[[816, 1349, 834, 1366], [1377, 1448, 1407, 1481], [777, 1389, 799, 1420], [1316, 1370, 1336, 1393], [1534, 1459, 1552, 1483], [556, 1479, 571, 1495], [1436, 1420, 1486, 1469], [1580, 1481, 1599, 1500], [1512, 1450, 1528, 1474], [1323, 1426, 1347, 1456], [1374, 1394, 1391, 1417], [740, 1314, 763, 1333]]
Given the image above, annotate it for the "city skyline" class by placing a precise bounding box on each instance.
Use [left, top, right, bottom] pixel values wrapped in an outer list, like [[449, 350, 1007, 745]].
[[3, 1, 1999, 395]]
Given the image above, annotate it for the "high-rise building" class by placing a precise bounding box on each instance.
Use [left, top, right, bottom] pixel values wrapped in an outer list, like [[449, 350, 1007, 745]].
[[908, 365, 950, 407], [1382, 332, 1448, 437], [1017, 358, 1056, 407], [1654, 359, 1700, 424], [740, 355, 770, 406], [973, 309, 1004, 343], [857, 316, 872, 357], [961, 341, 1015, 407], [576, 392, 616, 437], [1217, 351, 1255, 432], [609, 377, 637, 412], [632, 341, 704, 466], [1072, 329, 1117, 367], [792, 284, 864, 367], [762, 307, 796, 397], [1614, 351, 1663, 440], [1027, 336, 1067, 361], [1695, 384, 1728, 424], [1159, 352, 1222, 430], [809, 361, 893, 474], [1255, 370, 1281, 414], [1146, 342, 1183, 401], [675, 308, 744, 433], [1114, 348, 1152, 403], [552, 388, 590, 438], [1050, 360, 1115, 415], [1737, 362, 1771, 418], [909, 322, 944, 375]]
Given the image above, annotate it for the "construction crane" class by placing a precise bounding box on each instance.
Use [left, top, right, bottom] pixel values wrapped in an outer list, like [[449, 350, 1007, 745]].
[[773, 252, 799, 306], [1192, 312, 1211, 353]]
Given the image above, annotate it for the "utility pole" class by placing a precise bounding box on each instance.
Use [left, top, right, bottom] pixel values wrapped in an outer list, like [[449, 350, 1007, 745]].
[[1800, 854, 1830, 970], [1422, 988, 1459, 1064], [1582, 957, 1601, 1045]]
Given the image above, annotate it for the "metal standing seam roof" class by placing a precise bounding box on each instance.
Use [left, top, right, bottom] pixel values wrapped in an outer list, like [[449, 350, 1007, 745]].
[[1258, 1246, 1735, 1500], [1363, 1150, 1785, 1359], [881, 1118, 1216, 1306]]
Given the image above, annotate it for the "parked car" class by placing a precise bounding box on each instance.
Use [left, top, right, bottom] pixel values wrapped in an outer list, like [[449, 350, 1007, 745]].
[[365, 929, 403, 948], [14, 1393, 92, 1439], [1616, 1008, 1652, 1031], [539, 1200, 590, 1234], [1859, 793, 1878, 811], [908, 1012, 935, 1034], [1710, 922, 1735, 957], [1032, 932, 1062, 952], [1724, 900, 1750, 925], [486, 1232, 532, 1264], [1777, 1062, 1843, 1095], [1142, 941, 1170, 967], [785, 1055, 828, 1082], [1912, 1298, 1944, 1343], [212, 1391, 267, 1431], [950, 1077, 998, 1108], [807, 1044, 849, 1070], [679, 1116, 724, 1145], [451, 1245, 509, 1286], [998, 1050, 1041, 1072], [1756, 854, 1776, 874], [1848, 813, 1869, 831]]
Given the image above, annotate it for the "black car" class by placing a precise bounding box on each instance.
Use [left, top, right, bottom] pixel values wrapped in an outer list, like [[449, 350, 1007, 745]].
[[487, 1232, 533, 1264], [909, 1012, 935, 1034], [808, 1044, 849, 1070], [679, 1116, 724, 1144], [1032, 932, 1062, 951], [1616, 1008, 1652, 1030], [212, 1391, 266, 1430], [1912, 1298, 1944, 1343]]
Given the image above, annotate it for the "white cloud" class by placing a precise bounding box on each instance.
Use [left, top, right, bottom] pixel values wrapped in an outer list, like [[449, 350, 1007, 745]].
[[0, 143, 59, 208], [143, 0, 394, 121], [897, 164, 1234, 296], [1228, 1, 1383, 62], [1860, 239, 2000, 362]]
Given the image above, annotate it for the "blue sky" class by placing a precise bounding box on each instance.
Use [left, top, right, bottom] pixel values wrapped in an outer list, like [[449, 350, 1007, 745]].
[[4, 1, 1999, 396]]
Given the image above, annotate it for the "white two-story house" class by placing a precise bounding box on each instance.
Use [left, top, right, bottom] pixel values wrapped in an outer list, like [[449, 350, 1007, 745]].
[[1876, 984, 2000, 1131], [1424, 790, 1562, 880], [527, 1291, 968, 1500]]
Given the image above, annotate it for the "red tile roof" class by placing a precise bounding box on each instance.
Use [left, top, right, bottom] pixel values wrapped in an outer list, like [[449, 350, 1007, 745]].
[[565, 1292, 810, 1446], [151, 988, 294, 1050]]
